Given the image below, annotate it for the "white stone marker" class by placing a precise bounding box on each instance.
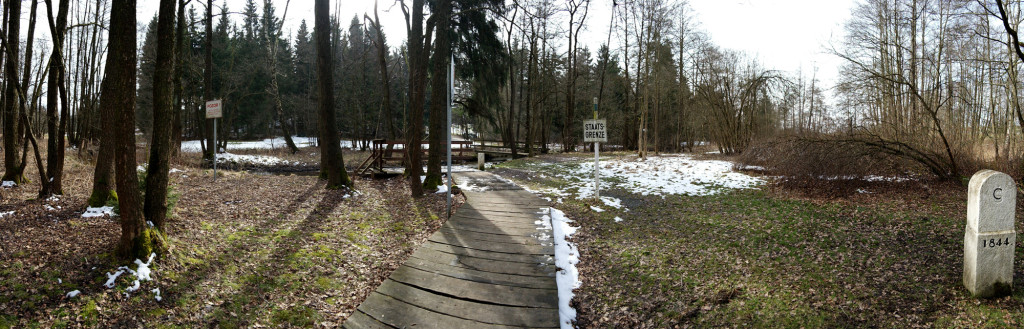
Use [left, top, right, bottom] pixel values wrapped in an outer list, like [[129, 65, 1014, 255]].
[[478, 153, 486, 171], [964, 170, 1016, 298]]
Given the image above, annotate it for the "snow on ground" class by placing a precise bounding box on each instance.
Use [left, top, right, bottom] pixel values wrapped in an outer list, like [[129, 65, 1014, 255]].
[[169, 168, 184, 173], [538, 207, 581, 329], [589, 205, 604, 212], [528, 154, 763, 199], [614, 216, 624, 223], [599, 196, 623, 210], [82, 206, 115, 218], [0, 211, 14, 218], [180, 137, 355, 152], [1, 181, 15, 188], [65, 290, 80, 298], [818, 175, 915, 183], [103, 253, 160, 300], [217, 152, 300, 167]]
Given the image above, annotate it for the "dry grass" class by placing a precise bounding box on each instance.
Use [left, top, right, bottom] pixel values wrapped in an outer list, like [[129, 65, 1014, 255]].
[[0, 145, 461, 328]]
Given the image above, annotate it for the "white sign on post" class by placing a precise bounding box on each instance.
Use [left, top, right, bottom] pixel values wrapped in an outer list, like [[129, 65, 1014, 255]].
[[583, 119, 608, 143], [205, 99, 223, 119], [205, 99, 222, 181]]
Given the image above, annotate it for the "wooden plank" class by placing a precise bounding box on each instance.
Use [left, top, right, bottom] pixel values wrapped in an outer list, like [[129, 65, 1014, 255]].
[[436, 226, 551, 247], [388, 266, 558, 308], [375, 280, 559, 328], [453, 210, 541, 221], [342, 310, 395, 329], [411, 246, 555, 276], [445, 220, 544, 236], [402, 256, 555, 289], [465, 205, 546, 215], [449, 215, 542, 229], [428, 232, 553, 255], [358, 291, 522, 329], [421, 241, 553, 264]]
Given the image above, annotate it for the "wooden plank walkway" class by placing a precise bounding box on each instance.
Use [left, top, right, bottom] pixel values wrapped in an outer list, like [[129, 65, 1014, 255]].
[[343, 171, 558, 329]]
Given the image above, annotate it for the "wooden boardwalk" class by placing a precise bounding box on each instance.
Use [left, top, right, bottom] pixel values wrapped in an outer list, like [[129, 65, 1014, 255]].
[[343, 171, 559, 329]]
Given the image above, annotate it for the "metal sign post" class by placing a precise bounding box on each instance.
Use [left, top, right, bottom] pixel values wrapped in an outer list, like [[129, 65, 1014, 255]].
[[446, 55, 454, 218], [206, 99, 223, 181], [584, 97, 607, 199]]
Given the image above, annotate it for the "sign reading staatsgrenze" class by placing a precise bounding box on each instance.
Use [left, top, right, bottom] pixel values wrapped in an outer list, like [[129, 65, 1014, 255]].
[[583, 119, 607, 143], [205, 99, 223, 119]]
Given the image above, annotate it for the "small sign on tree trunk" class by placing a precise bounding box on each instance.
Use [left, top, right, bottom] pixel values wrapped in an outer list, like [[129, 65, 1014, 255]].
[[205, 99, 223, 119]]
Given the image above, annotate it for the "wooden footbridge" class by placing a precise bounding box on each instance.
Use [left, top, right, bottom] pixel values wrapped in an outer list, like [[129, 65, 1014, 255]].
[[342, 171, 559, 328], [355, 140, 542, 176]]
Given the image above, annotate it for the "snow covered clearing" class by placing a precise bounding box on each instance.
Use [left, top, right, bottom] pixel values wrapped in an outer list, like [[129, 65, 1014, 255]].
[[82, 206, 115, 218], [537, 207, 581, 329], [217, 152, 301, 167], [523, 154, 763, 199], [180, 137, 354, 152]]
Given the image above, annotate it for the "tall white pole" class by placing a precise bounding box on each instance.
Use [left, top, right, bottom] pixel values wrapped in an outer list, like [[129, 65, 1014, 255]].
[[446, 54, 454, 218]]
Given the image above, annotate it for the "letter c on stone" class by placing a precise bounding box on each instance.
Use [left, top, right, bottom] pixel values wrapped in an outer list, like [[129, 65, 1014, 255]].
[[994, 187, 1004, 202]]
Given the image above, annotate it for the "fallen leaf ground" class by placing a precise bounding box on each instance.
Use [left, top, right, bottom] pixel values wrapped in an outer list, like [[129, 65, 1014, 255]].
[[494, 153, 1024, 328], [0, 147, 462, 328]]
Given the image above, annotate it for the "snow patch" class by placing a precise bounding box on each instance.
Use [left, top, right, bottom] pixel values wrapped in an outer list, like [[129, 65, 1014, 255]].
[[532, 155, 762, 199], [152, 288, 162, 301], [614, 216, 624, 223], [1, 181, 15, 188], [599, 196, 622, 209], [590, 205, 604, 213], [103, 253, 158, 298], [169, 168, 184, 173], [0, 211, 14, 218], [217, 152, 299, 167], [82, 206, 115, 218], [540, 207, 580, 329], [65, 290, 80, 298]]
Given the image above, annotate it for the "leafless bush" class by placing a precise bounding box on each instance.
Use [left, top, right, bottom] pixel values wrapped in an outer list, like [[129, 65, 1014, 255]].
[[738, 134, 924, 178]]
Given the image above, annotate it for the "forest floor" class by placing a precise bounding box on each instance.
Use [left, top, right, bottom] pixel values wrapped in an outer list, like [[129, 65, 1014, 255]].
[[0, 146, 463, 328], [492, 152, 1024, 328]]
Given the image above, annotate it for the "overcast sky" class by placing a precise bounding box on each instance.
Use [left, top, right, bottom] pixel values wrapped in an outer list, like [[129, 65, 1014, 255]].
[[137, 0, 855, 88]]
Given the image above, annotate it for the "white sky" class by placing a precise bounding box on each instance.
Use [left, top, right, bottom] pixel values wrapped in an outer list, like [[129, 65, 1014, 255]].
[[135, 0, 855, 88]]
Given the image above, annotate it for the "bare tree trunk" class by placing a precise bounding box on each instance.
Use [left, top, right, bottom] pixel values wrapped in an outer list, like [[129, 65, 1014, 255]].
[[402, 0, 432, 197], [43, 0, 71, 196], [424, 0, 452, 191], [143, 0, 177, 232], [368, 1, 396, 142], [203, 0, 214, 161], [315, 0, 350, 189], [107, 0, 155, 260], [2, 0, 25, 183], [171, 0, 186, 157]]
